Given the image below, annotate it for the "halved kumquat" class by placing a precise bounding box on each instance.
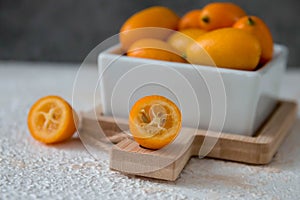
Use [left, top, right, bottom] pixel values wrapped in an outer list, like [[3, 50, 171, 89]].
[[129, 95, 182, 150], [27, 96, 78, 144]]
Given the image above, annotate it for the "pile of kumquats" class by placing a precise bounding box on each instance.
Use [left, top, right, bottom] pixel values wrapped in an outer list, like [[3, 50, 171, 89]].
[[120, 2, 274, 71]]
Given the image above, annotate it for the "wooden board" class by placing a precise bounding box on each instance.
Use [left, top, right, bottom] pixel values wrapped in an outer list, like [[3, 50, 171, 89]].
[[81, 100, 297, 181]]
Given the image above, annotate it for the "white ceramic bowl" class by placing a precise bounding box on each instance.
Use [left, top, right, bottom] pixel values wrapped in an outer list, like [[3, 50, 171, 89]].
[[98, 44, 288, 136]]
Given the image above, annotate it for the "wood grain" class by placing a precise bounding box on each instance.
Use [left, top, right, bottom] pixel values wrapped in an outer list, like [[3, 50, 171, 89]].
[[81, 100, 297, 181]]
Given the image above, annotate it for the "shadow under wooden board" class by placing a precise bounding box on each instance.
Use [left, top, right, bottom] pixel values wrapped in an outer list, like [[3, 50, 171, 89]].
[[81, 100, 297, 181]]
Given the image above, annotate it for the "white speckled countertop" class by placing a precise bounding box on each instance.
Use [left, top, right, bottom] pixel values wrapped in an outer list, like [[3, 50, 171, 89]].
[[1, 62, 300, 200]]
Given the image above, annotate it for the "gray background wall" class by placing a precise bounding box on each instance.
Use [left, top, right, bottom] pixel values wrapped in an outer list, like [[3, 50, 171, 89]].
[[0, 0, 299, 66]]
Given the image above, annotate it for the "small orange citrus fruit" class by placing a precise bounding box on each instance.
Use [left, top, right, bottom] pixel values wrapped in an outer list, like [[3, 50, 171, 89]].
[[186, 28, 262, 70], [167, 28, 207, 55], [199, 2, 246, 31], [27, 96, 78, 144], [178, 9, 202, 30], [233, 16, 274, 64], [120, 6, 180, 50], [129, 95, 182, 150], [127, 38, 186, 63]]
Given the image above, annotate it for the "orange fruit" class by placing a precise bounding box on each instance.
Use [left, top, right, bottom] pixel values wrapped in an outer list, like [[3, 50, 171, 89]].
[[233, 16, 274, 64], [186, 28, 262, 70], [127, 38, 186, 63], [167, 28, 207, 55], [199, 2, 246, 31], [129, 95, 182, 150], [120, 6, 180, 50], [178, 9, 202, 30], [27, 96, 78, 144]]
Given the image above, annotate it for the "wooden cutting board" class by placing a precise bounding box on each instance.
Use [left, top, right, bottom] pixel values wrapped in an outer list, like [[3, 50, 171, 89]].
[[81, 100, 297, 181]]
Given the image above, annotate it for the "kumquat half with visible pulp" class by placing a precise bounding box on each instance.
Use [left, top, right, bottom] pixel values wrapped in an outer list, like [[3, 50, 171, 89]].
[[129, 95, 182, 150], [27, 96, 78, 144]]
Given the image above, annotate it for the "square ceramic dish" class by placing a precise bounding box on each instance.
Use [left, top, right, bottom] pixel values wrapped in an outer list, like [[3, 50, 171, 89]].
[[98, 44, 288, 136]]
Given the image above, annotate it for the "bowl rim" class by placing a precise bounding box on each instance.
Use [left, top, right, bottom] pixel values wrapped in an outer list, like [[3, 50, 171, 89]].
[[99, 44, 288, 76]]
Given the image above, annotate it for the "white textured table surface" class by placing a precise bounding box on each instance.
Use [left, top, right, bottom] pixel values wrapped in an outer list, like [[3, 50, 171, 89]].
[[1, 62, 300, 200]]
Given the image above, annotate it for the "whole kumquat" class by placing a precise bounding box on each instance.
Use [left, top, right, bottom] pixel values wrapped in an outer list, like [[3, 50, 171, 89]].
[[186, 28, 262, 70], [233, 16, 274, 64], [127, 38, 186, 63], [120, 6, 180, 50], [178, 9, 202, 30], [199, 2, 246, 31], [167, 28, 207, 55]]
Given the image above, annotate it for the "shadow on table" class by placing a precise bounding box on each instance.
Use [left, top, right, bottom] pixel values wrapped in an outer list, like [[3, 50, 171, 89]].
[[45, 135, 85, 151]]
